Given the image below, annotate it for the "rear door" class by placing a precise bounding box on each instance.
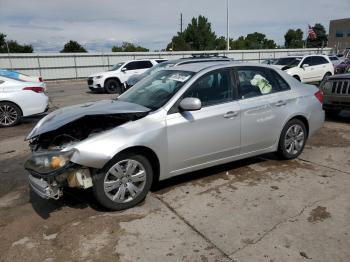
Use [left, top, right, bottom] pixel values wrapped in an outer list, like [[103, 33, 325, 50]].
[[311, 56, 330, 81], [235, 66, 293, 154]]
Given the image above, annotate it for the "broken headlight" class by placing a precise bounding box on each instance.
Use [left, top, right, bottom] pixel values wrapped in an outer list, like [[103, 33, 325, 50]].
[[25, 150, 75, 174]]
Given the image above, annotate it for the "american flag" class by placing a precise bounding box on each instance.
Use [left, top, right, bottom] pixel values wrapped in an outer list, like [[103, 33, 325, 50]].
[[308, 25, 317, 40]]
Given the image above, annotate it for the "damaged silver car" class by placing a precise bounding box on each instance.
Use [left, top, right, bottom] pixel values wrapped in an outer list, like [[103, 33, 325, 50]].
[[25, 63, 324, 210]]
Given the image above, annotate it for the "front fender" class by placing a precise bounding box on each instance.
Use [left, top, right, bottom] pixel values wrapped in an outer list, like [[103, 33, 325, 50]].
[[69, 111, 167, 171]]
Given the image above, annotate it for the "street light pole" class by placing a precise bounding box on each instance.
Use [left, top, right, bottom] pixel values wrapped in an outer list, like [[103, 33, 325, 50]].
[[226, 0, 230, 51]]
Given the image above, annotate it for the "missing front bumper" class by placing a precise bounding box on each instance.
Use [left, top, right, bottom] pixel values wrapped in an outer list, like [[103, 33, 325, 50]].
[[28, 175, 63, 200]]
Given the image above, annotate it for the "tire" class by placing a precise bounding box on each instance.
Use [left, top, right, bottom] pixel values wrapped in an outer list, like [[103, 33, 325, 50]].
[[277, 119, 307, 160], [293, 75, 301, 81], [104, 79, 122, 94], [92, 153, 153, 211], [0, 102, 22, 127], [321, 72, 332, 84], [325, 109, 340, 117]]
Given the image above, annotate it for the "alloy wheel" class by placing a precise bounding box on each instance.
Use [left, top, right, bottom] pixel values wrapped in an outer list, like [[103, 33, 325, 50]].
[[0, 104, 18, 126], [103, 159, 147, 203], [284, 124, 305, 155]]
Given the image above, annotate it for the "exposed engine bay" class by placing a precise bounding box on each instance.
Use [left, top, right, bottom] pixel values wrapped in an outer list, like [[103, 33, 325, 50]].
[[28, 113, 144, 151]]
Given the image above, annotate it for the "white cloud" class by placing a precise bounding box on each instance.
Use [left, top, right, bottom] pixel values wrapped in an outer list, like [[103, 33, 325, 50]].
[[0, 0, 349, 52]]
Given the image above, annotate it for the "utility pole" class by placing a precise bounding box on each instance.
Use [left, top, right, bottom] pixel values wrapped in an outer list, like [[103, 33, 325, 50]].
[[226, 0, 230, 51], [5, 41, 12, 69], [180, 13, 183, 34]]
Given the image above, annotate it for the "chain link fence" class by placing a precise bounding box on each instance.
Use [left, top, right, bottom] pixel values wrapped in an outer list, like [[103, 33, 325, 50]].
[[0, 48, 331, 80]]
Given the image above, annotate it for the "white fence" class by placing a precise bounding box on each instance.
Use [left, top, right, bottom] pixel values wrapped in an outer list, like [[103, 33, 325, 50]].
[[0, 48, 332, 80]]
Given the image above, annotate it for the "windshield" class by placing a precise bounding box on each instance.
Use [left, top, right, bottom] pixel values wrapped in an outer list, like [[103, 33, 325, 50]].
[[118, 70, 193, 110], [274, 57, 302, 67], [109, 62, 124, 71]]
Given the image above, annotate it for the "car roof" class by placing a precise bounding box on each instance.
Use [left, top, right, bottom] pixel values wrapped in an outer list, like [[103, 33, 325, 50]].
[[166, 62, 276, 73]]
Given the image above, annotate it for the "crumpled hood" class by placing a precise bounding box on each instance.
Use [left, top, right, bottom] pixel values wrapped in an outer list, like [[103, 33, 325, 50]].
[[26, 100, 151, 140]]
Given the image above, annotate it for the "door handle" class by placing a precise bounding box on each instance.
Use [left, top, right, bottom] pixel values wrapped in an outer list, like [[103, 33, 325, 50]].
[[274, 100, 287, 107], [223, 111, 238, 119]]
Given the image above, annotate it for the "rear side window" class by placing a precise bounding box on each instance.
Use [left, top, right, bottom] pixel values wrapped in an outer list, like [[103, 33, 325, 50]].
[[124, 61, 153, 70], [156, 60, 167, 64], [312, 56, 329, 65], [236, 67, 289, 99]]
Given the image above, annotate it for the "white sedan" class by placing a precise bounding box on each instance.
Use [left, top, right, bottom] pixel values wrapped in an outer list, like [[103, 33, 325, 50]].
[[0, 76, 49, 127]]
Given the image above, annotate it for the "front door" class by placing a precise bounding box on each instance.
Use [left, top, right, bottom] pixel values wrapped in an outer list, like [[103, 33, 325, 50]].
[[166, 68, 241, 174]]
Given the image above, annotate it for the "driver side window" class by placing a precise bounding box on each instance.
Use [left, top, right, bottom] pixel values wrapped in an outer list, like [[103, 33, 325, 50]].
[[301, 57, 313, 66], [182, 69, 234, 107]]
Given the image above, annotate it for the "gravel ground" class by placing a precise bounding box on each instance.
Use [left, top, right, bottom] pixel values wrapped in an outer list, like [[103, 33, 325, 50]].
[[0, 80, 349, 262]]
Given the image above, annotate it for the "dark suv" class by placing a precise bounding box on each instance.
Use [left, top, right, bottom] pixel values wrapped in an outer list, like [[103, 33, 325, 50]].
[[321, 73, 350, 116], [125, 54, 233, 89]]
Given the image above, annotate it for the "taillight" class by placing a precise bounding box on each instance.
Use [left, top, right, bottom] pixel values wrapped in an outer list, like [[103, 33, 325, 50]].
[[314, 90, 324, 104], [23, 87, 44, 93]]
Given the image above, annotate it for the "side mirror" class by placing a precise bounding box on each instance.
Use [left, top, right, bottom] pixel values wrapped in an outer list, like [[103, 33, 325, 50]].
[[121, 68, 127, 72], [179, 97, 202, 111], [302, 64, 309, 69]]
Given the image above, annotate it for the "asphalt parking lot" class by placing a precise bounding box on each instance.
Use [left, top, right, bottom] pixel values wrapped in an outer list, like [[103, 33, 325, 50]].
[[0, 80, 349, 262]]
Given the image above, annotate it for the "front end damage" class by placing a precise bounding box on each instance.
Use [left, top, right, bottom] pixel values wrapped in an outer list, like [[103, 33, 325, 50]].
[[24, 100, 150, 200]]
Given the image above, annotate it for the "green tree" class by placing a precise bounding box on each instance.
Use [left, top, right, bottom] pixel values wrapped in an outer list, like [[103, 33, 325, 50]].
[[215, 36, 229, 50], [230, 33, 276, 50], [112, 42, 149, 52], [284, 29, 304, 48], [0, 33, 33, 53], [166, 15, 217, 51], [306, 23, 328, 48], [60, 40, 87, 53], [166, 34, 190, 51]]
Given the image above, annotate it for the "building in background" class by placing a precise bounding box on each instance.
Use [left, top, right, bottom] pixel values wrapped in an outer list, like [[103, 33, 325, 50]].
[[328, 18, 350, 53]]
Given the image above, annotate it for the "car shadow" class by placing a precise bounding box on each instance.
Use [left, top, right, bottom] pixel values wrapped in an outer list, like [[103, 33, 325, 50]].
[[29, 155, 275, 218], [325, 110, 350, 123]]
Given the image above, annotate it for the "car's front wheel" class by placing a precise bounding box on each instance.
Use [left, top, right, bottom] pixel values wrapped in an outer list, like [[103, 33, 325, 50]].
[[104, 79, 122, 94], [277, 119, 307, 159], [92, 153, 153, 211], [0, 102, 21, 127]]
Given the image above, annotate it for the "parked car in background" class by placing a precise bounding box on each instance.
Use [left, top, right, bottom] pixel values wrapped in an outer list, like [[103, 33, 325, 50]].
[[25, 62, 324, 210], [328, 55, 342, 66], [273, 55, 334, 83], [0, 76, 48, 127], [0, 69, 43, 83], [334, 59, 350, 74], [125, 54, 233, 89], [261, 58, 276, 65], [87, 59, 166, 94], [320, 73, 350, 116]]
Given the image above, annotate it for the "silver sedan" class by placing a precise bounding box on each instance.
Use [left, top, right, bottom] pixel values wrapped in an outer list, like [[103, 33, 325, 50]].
[[25, 62, 324, 210]]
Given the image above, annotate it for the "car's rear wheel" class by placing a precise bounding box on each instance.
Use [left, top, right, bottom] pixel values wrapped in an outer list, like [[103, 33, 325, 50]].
[[277, 119, 307, 159], [0, 102, 21, 127], [92, 153, 153, 211], [104, 79, 122, 94]]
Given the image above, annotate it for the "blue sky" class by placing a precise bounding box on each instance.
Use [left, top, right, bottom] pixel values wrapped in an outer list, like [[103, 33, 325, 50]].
[[0, 0, 349, 52]]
